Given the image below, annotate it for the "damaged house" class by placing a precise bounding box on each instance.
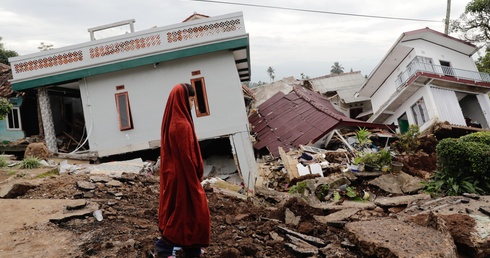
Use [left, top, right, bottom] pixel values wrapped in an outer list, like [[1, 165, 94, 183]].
[[248, 85, 395, 157], [7, 12, 258, 190], [358, 28, 490, 133], [304, 71, 372, 121], [0, 64, 21, 142]]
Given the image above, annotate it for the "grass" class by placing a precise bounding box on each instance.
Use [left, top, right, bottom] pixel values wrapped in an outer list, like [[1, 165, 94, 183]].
[[35, 168, 59, 178], [0, 157, 8, 168], [19, 157, 42, 169]]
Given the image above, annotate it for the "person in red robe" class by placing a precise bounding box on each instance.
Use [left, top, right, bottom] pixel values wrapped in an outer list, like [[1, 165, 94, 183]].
[[155, 83, 210, 258]]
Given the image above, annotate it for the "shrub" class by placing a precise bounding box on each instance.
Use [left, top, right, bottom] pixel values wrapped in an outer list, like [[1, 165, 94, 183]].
[[20, 157, 42, 169], [0, 98, 13, 120], [425, 134, 490, 196], [0, 157, 8, 168], [355, 127, 372, 150], [392, 125, 420, 154], [460, 131, 490, 146]]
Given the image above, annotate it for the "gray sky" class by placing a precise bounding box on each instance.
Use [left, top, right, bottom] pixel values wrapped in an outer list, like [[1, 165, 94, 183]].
[[0, 0, 470, 83]]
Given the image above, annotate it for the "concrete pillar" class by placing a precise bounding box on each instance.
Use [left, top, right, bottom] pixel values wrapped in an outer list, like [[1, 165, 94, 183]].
[[37, 87, 58, 152]]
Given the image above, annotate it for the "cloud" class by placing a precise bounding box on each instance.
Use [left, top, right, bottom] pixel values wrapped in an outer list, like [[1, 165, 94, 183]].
[[0, 0, 471, 82]]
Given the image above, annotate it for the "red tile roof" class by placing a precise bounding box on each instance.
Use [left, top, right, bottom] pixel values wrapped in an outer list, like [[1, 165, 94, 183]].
[[248, 85, 396, 157], [0, 64, 13, 98]]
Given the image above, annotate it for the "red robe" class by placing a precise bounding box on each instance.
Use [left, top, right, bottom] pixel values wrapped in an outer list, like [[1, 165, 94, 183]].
[[158, 83, 210, 247]]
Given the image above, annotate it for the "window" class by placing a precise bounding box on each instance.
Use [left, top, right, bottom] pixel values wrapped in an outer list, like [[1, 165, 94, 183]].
[[411, 98, 429, 126], [6, 107, 21, 130], [115, 92, 133, 130], [190, 77, 210, 117], [439, 60, 454, 76]]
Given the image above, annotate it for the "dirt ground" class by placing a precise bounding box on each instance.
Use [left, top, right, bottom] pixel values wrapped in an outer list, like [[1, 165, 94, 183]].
[[0, 144, 477, 258], [0, 168, 371, 258]]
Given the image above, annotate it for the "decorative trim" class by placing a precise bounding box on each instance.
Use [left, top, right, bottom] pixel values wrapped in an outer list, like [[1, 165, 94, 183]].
[[12, 37, 249, 91], [90, 35, 161, 59], [14, 51, 83, 74], [167, 19, 241, 43]]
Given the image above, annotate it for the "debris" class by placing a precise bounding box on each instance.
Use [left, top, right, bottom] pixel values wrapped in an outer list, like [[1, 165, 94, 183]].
[[93, 209, 103, 221]]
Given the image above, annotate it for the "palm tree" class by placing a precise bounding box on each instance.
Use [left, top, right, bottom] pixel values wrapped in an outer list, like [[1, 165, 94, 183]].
[[267, 66, 275, 82], [330, 62, 344, 74]]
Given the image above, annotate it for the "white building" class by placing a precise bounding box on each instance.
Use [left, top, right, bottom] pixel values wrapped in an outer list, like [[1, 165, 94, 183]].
[[8, 12, 258, 191], [358, 28, 490, 133]]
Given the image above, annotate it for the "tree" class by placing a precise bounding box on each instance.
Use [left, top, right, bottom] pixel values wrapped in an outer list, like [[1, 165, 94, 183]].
[[38, 42, 54, 52], [0, 37, 19, 65], [450, 0, 490, 45], [330, 62, 344, 74], [476, 50, 490, 73], [300, 73, 309, 80], [267, 66, 275, 82], [451, 0, 490, 73]]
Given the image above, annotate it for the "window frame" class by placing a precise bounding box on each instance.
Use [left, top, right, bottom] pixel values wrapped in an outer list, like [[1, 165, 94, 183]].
[[190, 77, 210, 117], [115, 91, 134, 131], [6, 106, 22, 130], [411, 97, 429, 126]]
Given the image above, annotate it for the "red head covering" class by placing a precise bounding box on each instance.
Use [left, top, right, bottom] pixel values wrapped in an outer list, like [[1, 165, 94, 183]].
[[158, 83, 210, 247]]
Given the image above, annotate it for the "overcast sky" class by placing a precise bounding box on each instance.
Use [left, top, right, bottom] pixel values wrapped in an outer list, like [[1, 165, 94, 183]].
[[0, 0, 471, 83]]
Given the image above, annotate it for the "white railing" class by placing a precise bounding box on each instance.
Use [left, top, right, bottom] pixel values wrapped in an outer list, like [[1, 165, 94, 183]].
[[395, 61, 490, 90], [9, 12, 246, 82]]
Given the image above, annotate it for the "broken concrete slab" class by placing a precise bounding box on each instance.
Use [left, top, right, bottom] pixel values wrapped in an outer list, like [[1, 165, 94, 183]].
[[403, 196, 490, 217], [309, 200, 376, 211], [277, 226, 326, 247], [0, 199, 99, 232], [90, 158, 148, 177], [76, 180, 96, 191], [374, 194, 431, 207], [66, 200, 87, 210], [314, 208, 360, 224], [0, 180, 41, 198], [369, 171, 424, 194], [285, 208, 301, 226], [345, 218, 458, 257], [106, 180, 123, 187]]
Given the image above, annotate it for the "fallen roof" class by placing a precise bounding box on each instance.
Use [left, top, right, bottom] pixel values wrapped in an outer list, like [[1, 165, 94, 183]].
[[248, 85, 396, 157]]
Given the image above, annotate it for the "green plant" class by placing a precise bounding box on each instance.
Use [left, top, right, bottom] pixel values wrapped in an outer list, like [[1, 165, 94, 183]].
[[355, 127, 372, 150], [35, 168, 59, 178], [0, 98, 13, 120], [0, 157, 8, 168], [289, 181, 308, 195], [333, 191, 341, 201], [392, 125, 420, 154], [378, 148, 392, 166], [345, 186, 357, 198], [315, 184, 330, 201], [359, 151, 379, 165], [20, 157, 42, 169], [424, 134, 490, 196]]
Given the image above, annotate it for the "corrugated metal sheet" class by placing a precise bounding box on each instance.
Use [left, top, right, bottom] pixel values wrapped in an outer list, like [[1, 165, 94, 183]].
[[249, 85, 395, 157]]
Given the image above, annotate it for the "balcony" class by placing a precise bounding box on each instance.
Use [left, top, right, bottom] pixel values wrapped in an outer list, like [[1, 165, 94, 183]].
[[395, 61, 490, 91], [9, 12, 250, 90], [370, 62, 490, 124]]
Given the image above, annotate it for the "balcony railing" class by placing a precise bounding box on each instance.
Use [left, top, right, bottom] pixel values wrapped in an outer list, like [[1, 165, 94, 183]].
[[395, 61, 490, 90], [9, 12, 246, 83]]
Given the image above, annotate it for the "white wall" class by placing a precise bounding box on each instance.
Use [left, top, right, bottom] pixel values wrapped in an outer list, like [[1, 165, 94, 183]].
[[383, 85, 439, 132], [80, 51, 247, 154], [404, 40, 478, 71], [79, 50, 257, 190], [371, 38, 481, 128]]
